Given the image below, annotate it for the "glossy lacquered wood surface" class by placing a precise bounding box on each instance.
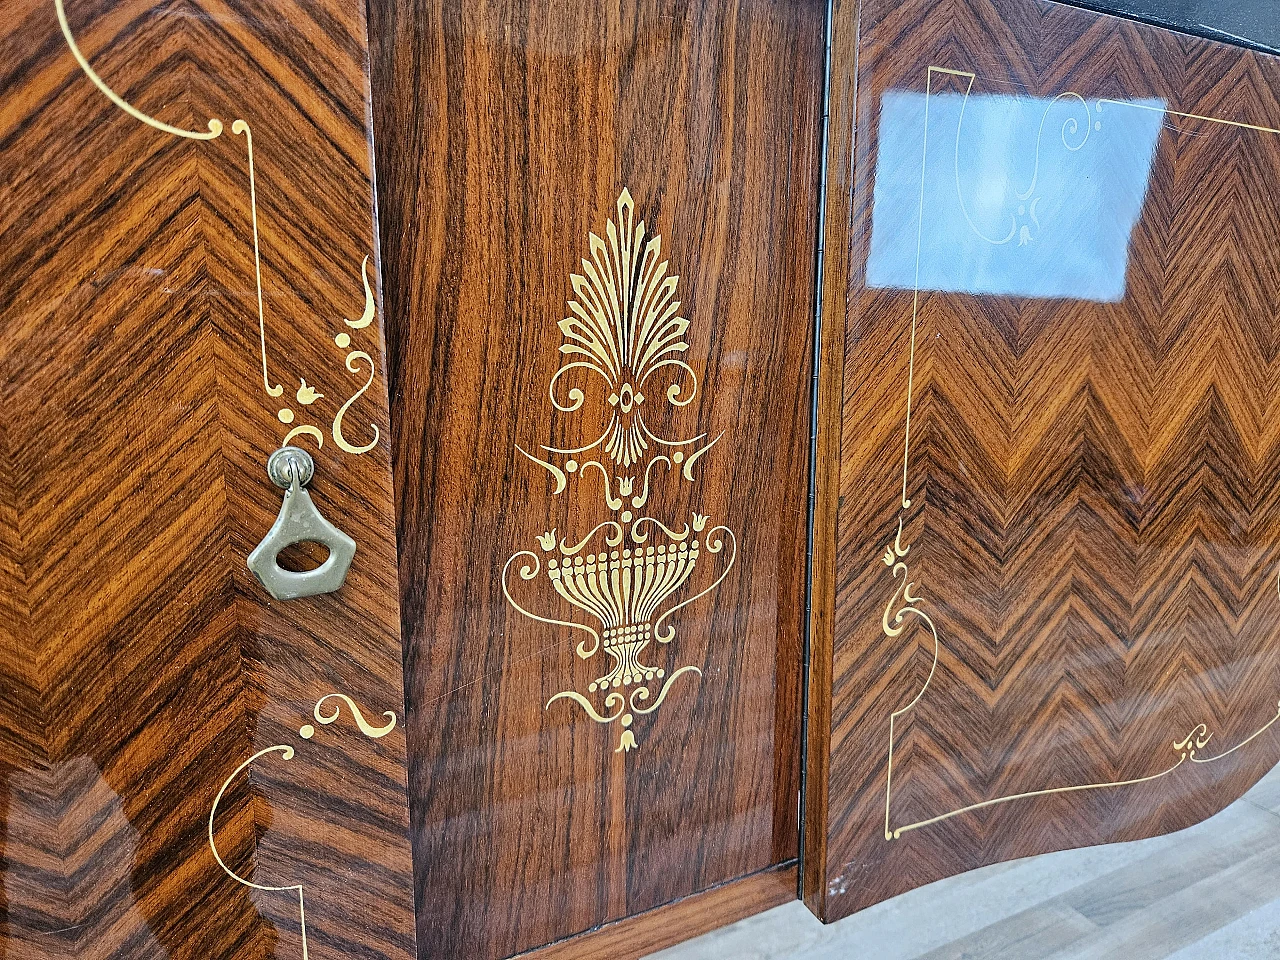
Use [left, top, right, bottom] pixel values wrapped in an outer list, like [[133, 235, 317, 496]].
[[809, 0, 1280, 921], [0, 1, 415, 956], [370, 1, 824, 956]]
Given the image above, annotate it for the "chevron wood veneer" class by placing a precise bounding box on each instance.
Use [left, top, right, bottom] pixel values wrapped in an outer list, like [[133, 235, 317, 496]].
[[807, 0, 1280, 921], [0, 1, 416, 956]]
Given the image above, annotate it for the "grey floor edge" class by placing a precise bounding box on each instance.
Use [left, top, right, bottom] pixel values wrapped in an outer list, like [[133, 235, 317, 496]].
[[645, 765, 1280, 960]]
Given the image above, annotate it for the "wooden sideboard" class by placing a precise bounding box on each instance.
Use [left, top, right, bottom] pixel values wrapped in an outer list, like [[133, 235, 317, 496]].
[[5, 0, 1280, 956]]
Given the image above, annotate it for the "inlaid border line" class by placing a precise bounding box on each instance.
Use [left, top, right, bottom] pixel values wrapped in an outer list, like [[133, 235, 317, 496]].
[[207, 695, 397, 960], [883, 65, 1280, 841], [54, 0, 382, 449], [54, 0, 223, 139]]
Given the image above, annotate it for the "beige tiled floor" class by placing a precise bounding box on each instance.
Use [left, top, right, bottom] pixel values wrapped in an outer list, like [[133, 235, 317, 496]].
[[647, 766, 1280, 960]]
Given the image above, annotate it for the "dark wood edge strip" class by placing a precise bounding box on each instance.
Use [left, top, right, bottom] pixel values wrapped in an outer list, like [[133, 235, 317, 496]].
[[799, 0, 835, 899], [1050, 0, 1280, 57], [803, 0, 862, 921], [511, 862, 799, 960]]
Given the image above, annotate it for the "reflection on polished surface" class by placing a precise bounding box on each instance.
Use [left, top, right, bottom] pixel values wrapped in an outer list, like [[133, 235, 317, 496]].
[[867, 87, 1164, 301], [5, 759, 168, 956]]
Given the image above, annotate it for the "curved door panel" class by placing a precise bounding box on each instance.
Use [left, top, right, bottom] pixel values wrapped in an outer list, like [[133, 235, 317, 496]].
[[808, 0, 1280, 921], [0, 1, 416, 956]]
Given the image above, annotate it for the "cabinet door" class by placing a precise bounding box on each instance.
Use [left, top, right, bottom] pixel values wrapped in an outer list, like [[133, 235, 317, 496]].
[[807, 0, 1280, 921], [0, 1, 416, 956], [369, 1, 824, 956]]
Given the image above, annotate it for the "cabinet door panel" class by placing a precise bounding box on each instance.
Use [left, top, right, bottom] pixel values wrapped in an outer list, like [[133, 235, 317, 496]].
[[370, 1, 824, 956], [808, 0, 1280, 921], [0, 2, 416, 956]]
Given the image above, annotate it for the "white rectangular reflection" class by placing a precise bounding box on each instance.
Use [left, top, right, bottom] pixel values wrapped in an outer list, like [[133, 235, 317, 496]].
[[866, 89, 1165, 302]]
